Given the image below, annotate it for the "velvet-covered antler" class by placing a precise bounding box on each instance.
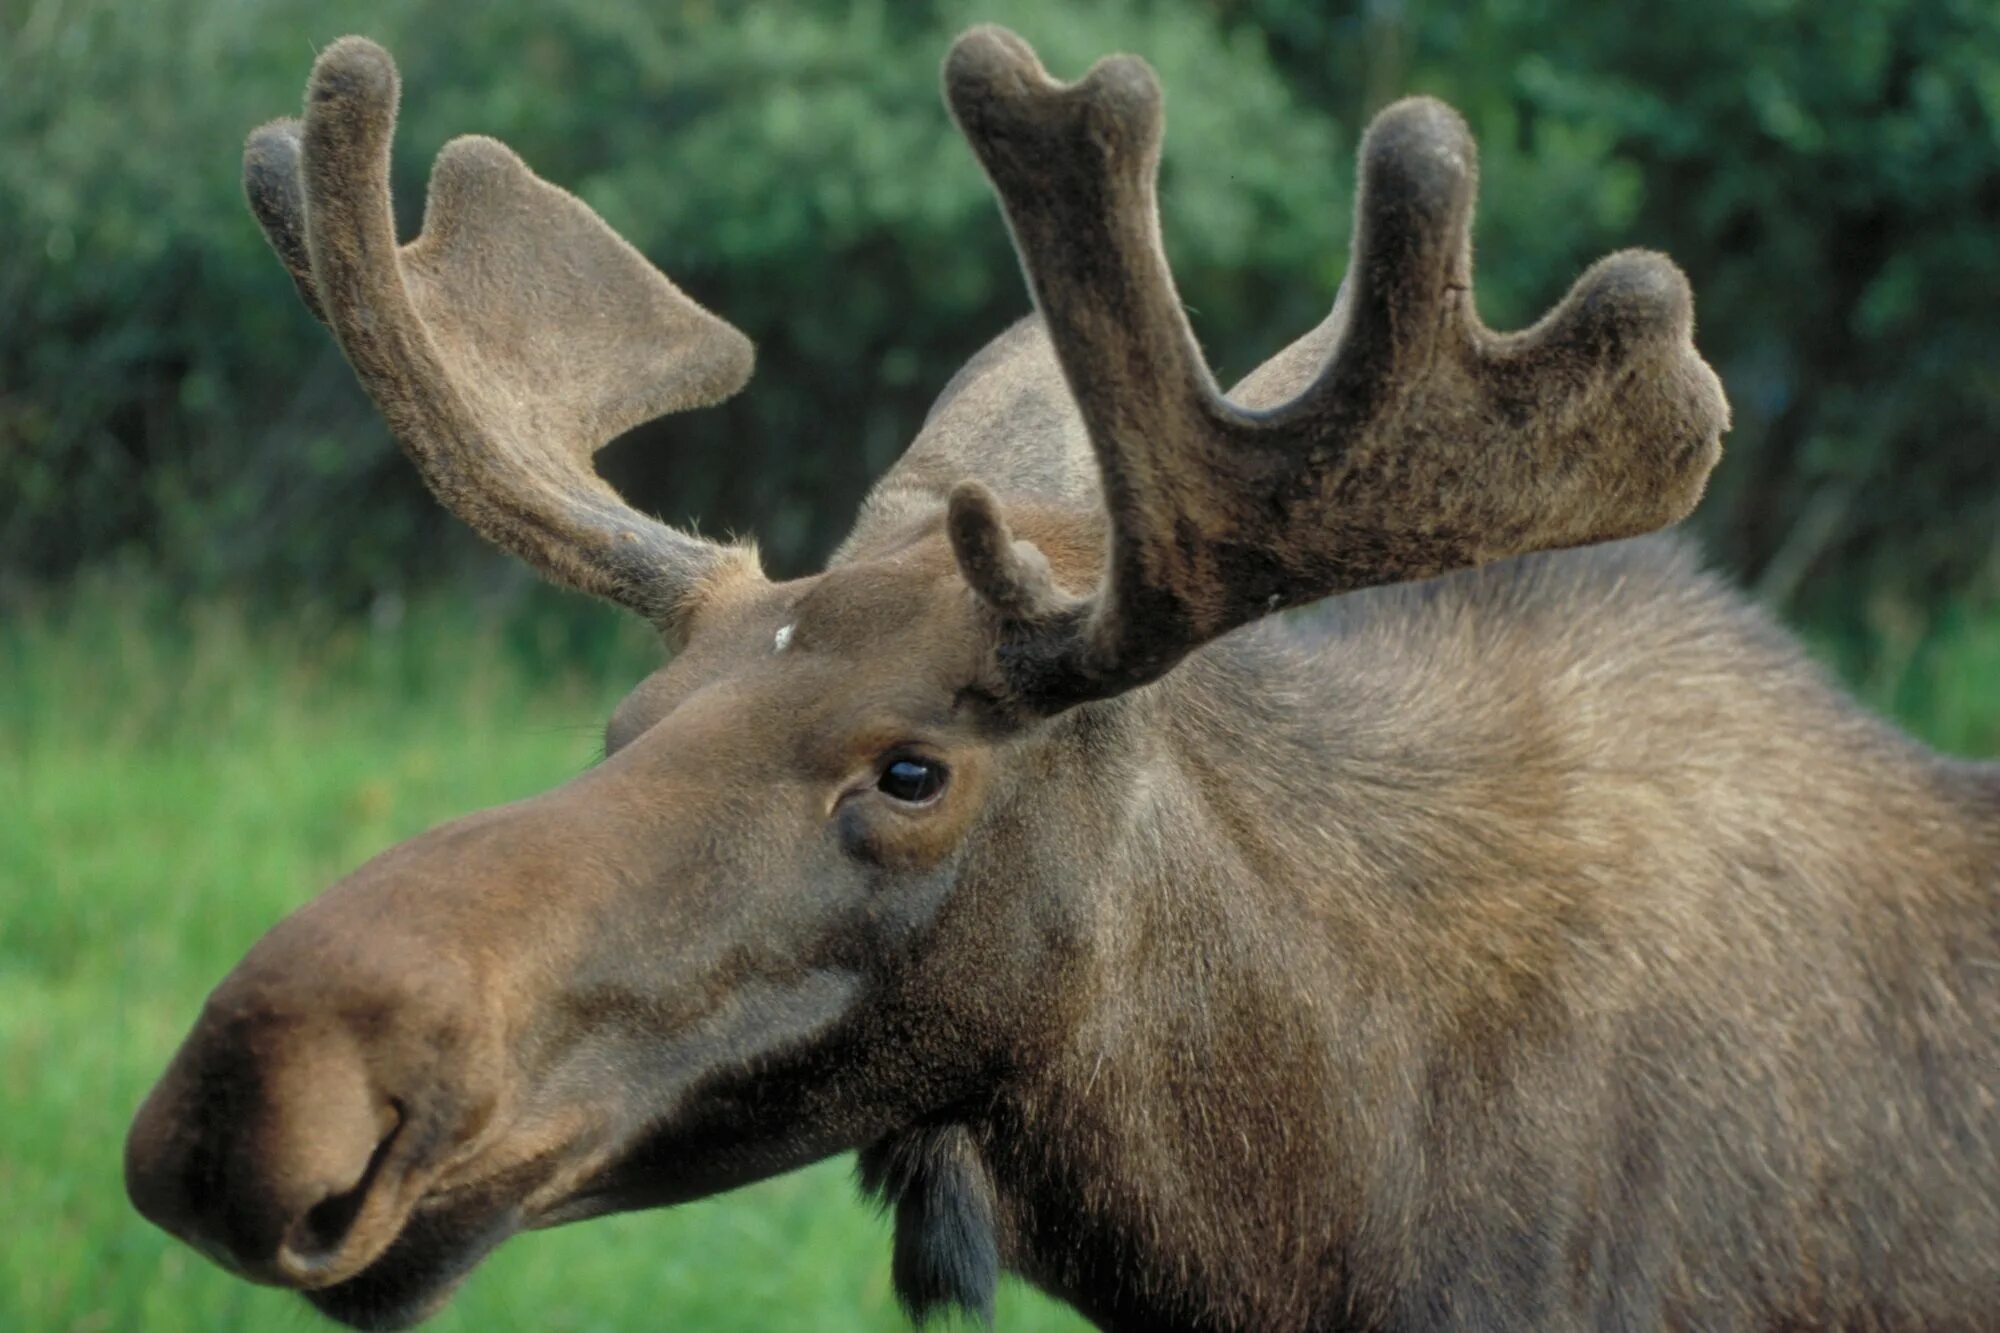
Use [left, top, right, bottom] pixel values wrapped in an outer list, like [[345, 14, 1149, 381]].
[[942, 27, 1729, 711], [243, 37, 761, 630]]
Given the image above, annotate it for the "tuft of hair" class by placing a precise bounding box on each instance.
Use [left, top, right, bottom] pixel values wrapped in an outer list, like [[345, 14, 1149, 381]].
[[859, 1124, 1000, 1326]]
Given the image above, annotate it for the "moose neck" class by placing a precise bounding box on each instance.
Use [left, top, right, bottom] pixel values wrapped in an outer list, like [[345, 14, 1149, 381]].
[[963, 602, 1560, 1330], [940, 539, 1999, 1332]]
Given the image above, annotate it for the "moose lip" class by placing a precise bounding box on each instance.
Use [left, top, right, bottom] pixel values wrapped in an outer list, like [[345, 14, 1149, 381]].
[[301, 1201, 517, 1331], [298, 1120, 630, 1327]]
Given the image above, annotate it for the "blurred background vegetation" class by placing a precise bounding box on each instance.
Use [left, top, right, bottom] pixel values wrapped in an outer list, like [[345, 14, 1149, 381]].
[[2, 0, 1996, 1329]]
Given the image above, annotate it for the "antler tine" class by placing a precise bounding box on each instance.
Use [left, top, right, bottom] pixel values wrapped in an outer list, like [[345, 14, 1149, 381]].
[[244, 121, 328, 326], [942, 26, 1729, 711], [243, 38, 762, 631]]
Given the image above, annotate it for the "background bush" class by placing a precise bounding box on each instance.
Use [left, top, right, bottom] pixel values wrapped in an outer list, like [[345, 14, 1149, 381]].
[[6, 0, 1995, 636]]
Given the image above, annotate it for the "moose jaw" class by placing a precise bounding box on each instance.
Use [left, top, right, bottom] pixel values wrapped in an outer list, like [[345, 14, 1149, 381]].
[[123, 25, 1999, 1333]]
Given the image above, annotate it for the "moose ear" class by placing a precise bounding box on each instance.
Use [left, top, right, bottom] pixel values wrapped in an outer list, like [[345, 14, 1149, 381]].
[[859, 1124, 1001, 1326]]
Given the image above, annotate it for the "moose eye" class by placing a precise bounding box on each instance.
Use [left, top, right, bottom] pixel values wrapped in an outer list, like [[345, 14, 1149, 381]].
[[877, 757, 948, 805]]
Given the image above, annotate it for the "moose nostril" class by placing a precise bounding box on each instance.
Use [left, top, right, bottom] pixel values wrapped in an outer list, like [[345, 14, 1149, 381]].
[[126, 1011, 418, 1287], [278, 1104, 405, 1280]]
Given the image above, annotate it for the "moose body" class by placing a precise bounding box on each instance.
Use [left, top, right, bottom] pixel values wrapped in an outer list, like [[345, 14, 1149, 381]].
[[124, 27, 1999, 1333]]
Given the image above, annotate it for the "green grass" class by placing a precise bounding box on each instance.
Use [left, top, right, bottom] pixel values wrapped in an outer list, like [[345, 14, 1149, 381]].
[[1, 582, 1993, 1332], [0, 589, 1090, 1332]]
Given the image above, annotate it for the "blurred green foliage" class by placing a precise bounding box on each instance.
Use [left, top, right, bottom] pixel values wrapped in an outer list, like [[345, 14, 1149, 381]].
[[4, 0, 1997, 631]]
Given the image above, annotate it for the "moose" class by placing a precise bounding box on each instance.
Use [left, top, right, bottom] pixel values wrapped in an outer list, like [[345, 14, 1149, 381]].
[[124, 26, 1999, 1332]]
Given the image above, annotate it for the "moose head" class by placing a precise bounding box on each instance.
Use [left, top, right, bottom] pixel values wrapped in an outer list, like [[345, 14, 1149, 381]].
[[126, 27, 1727, 1329]]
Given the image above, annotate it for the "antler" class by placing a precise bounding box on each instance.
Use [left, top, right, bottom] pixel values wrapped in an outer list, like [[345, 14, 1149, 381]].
[[942, 27, 1729, 711], [242, 37, 760, 629]]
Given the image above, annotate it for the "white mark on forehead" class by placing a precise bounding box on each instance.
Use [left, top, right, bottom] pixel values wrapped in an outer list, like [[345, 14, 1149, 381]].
[[773, 622, 795, 654]]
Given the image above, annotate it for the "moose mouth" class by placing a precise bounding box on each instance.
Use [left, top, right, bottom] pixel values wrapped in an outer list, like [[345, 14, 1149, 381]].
[[301, 1198, 517, 1331], [296, 1148, 640, 1329], [297, 1121, 835, 1327]]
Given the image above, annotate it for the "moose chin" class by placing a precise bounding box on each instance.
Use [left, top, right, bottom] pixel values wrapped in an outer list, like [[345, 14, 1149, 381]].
[[124, 25, 1999, 1333]]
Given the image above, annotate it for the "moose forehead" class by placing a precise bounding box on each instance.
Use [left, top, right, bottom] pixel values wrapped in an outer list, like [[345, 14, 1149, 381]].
[[782, 534, 978, 655], [604, 532, 992, 757]]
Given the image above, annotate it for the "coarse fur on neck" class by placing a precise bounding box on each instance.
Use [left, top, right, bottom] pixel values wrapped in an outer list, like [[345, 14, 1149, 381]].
[[859, 1122, 1003, 1326], [854, 517, 1998, 1330]]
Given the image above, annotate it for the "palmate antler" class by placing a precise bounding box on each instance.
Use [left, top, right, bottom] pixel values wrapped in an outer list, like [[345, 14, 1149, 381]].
[[942, 27, 1730, 711], [243, 38, 761, 632]]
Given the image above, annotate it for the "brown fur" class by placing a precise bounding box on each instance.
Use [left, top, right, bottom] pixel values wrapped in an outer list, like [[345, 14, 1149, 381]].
[[244, 38, 762, 633], [127, 28, 1997, 1333]]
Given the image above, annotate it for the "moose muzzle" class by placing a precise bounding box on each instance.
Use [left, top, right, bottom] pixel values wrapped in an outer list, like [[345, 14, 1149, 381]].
[[124, 916, 499, 1290], [120, 803, 564, 1293]]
